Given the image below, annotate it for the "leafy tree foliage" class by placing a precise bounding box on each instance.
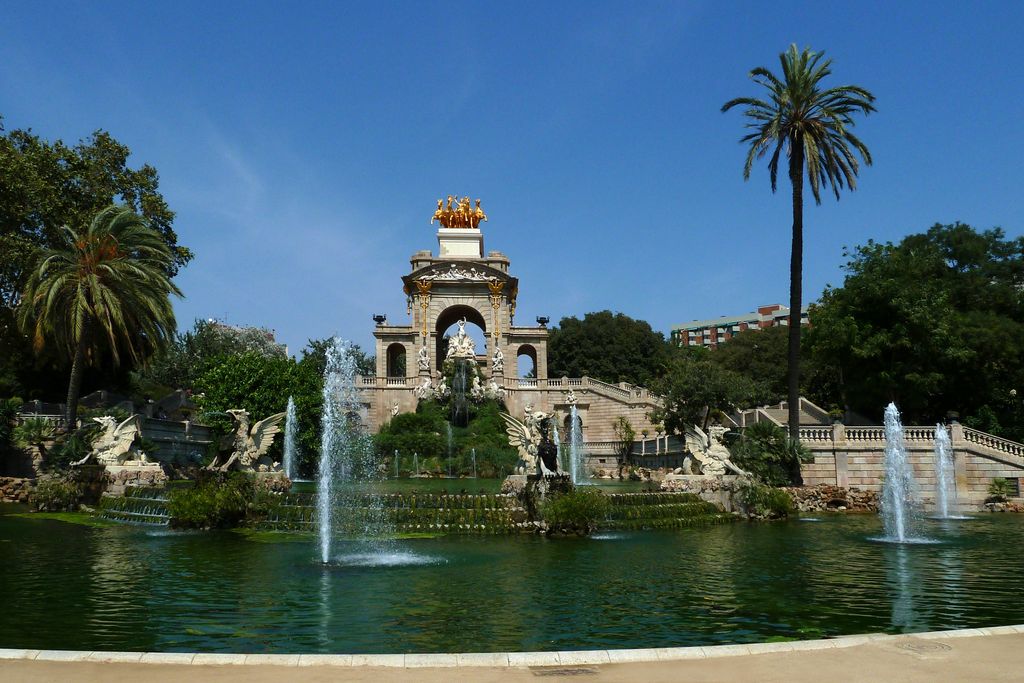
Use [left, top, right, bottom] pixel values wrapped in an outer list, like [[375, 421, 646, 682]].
[[300, 337, 375, 377], [807, 223, 1024, 439], [194, 353, 322, 475], [652, 348, 765, 435], [722, 45, 875, 437], [140, 319, 287, 393], [0, 119, 189, 398], [17, 206, 182, 427], [547, 310, 670, 387], [710, 326, 789, 402]]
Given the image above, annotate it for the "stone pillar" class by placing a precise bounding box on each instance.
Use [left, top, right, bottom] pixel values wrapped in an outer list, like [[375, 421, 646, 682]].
[[950, 421, 968, 498], [833, 422, 848, 487]]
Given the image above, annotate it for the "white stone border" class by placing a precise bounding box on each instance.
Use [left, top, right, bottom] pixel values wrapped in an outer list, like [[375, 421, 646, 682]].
[[1, 626, 1023, 668]]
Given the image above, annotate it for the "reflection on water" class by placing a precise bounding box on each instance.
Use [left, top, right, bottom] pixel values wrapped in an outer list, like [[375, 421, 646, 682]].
[[1, 509, 1023, 654]]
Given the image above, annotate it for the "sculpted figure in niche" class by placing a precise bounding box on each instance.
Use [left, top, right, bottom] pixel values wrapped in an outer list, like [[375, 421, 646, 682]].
[[445, 318, 476, 359]]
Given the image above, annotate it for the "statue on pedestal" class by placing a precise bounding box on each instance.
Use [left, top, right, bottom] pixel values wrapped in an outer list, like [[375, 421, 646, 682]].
[[492, 346, 504, 374], [417, 345, 429, 371]]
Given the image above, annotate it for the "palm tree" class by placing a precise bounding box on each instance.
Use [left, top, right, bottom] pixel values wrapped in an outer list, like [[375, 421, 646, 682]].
[[722, 44, 875, 441], [17, 205, 182, 430]]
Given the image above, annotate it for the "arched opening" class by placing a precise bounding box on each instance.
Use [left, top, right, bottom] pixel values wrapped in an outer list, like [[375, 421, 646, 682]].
[[563, 413, 583, 434], [517, 344, 537, 379], [435, 305, 487, 370], [386, 343, 407, 378]]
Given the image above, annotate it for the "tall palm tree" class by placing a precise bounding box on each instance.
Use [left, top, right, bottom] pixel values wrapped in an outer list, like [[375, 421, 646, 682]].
[[722, 44, 875, 442], [18, 205, 182, 429]]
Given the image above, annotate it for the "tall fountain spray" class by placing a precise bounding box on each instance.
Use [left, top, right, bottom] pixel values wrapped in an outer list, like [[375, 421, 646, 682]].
[[933, 423, 956, 518], [317, 338, 382, 564], [569, 405, 588, 485], [283, 396, 298, 481], [471, 448, 477, 479], [880, 402, 920, 542]]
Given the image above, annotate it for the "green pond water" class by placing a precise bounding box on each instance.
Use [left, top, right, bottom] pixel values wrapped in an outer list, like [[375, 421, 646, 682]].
[[3, 504, 1023, 654]]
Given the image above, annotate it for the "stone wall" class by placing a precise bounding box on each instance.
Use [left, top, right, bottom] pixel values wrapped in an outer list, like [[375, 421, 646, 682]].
[[798, 423, 1024, 512]]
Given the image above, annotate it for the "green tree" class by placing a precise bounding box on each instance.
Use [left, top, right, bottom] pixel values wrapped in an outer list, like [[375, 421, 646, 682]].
[[807, 223, 1024, 438], [722, 45, 875, 439], [611, 416, 635, 477], [547, 310, 670, 387], [710, 326, 789, 402], [652, 348, 765, 435], [194, 352, 322, 475], [300, 337, 375, 378], [17, 205, 182, 429], [1, 119, 189, 397], [139, 318, 287, 394]]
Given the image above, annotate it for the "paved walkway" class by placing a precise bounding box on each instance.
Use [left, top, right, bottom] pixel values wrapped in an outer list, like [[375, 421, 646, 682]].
[[3, 627, 1024, 682]]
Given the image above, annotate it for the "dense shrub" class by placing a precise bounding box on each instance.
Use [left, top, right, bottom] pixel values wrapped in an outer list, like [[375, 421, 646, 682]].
[[541, 489, 610, 535], [31, 477, 83, 511], [730, 422, 811, 486], [738, 482, 794, 519], [374, 399, 518, 477], [167, 473, 278, 529], [987, 478, 1016, 502]]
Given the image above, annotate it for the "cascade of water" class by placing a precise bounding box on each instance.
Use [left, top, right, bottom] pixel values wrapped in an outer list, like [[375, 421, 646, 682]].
[[446, 423, 453, 478], [934, 424, 956, 518], [394, 449, 399, 478], [450, 360, 469, 427], [317, 338, 388, 564], [283, 396, 298, 480], [413, 452, 419, 477], [881, 403, 920, 542], [569, 404, 588, 485], [552, 422, 562, 471], [471, 448, 477, 478]]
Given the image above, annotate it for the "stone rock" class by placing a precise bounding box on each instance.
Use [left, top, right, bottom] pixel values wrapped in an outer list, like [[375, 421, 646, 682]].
[[780, 485, 879, 513]]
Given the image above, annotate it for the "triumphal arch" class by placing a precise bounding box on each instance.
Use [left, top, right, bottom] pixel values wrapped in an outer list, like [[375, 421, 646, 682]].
[[358, 196, 660, 448]]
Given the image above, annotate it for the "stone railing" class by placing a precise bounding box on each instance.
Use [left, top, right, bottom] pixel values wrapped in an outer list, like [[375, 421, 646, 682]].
[[845, 427, 886, 443], [964, 427, 1024, 458], [582, 441, 621, 455], [385, 378, 407, 387], [798, 426, 832, 442], [518, 379, 538, 388]]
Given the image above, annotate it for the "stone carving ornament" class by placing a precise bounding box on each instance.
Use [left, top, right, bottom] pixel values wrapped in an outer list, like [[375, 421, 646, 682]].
[[500, 407, 561, 476], [445, 318, 476, 359], [492, 346, 504, 374], [417, 264, 499, 283], [417, 345, 429, 371], [208, 409, 286, 473], [684, 425, 749, 477], [74, 415, 147, 466]]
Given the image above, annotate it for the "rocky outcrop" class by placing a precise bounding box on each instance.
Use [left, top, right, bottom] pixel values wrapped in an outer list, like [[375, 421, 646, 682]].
[[0, 477, 33, 503], [781, 484, 879, 512]]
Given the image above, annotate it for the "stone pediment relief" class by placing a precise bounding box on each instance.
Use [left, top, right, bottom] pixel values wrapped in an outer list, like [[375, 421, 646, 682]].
[[409, 262, 508, 284]]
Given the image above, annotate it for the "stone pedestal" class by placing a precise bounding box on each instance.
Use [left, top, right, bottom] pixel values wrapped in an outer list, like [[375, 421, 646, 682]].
[[437, 228, 483, 258]]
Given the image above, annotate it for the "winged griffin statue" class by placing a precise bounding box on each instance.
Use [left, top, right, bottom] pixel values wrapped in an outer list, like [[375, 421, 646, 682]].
[[73, 415, 146, 467], [684, 425, 749, 477], [500, 407, 561, 475], [207, 409, 286, 473]]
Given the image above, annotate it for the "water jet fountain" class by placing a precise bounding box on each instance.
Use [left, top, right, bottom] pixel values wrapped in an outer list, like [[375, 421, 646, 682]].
[[282, 396, 297, 481], [878, 402, 928, 543]]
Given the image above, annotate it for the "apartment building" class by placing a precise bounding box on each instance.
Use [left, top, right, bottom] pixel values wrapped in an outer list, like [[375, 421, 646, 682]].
[[670, 303, 809, 348]]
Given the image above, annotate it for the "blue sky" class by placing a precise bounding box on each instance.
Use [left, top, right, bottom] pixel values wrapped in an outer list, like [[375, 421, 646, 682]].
[[2, 1, 1022, 355]]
